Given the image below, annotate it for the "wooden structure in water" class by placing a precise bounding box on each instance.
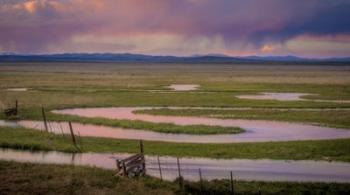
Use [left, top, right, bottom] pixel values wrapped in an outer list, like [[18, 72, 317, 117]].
[[115, 140, 146, 177], [4, 100, 18, 117]]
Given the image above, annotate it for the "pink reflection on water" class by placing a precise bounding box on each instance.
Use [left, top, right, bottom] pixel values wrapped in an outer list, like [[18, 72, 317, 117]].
[[45, 107, 350, 143], [1, 148, 350, 183]]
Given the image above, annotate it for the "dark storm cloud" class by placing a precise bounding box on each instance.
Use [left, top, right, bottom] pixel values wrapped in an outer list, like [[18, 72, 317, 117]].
[[0, 0, 349, 56]]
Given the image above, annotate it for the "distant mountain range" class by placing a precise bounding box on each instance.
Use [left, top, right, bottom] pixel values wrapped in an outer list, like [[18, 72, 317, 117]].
[[0, 53, 349, 64]]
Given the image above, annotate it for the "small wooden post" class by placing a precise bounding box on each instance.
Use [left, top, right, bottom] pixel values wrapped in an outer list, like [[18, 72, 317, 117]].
[[116, 159, 120, 171], [68, 121, 77, 147], [42, 107, 48, 132], [199, 168, 203, 194], [15, 100, 18, 115], [177, 157, 183, 190], [139, 140, 146, 174], [230, 171, 234, 195], [258, 186, 261, 195], [157, 156, 163, 181], [139, 140, 144, 154]]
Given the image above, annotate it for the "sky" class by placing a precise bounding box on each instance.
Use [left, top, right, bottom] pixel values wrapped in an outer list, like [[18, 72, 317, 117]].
[[0, 0, 349, 58]]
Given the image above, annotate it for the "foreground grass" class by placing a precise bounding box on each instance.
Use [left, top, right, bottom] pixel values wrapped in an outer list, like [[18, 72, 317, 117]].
[[136, 108, 350, 129], [1, 161, 350, 195], [0, 161, 175, 195], [1, 127, 350, 162]]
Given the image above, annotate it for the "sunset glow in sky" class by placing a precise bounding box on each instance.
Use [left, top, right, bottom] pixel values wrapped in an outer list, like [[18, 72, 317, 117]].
[[0, 0, 349, 57]]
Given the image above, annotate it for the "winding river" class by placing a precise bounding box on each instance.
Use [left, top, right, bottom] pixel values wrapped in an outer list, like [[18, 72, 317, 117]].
[[1, 148, 350, 183], [47, 107, 350, 143]]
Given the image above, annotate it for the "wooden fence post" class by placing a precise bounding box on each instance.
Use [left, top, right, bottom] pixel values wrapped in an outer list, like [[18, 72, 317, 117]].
[[139, 140, 146, 174], [15, 100, 18, 115], [42, 107, 48, 132], [116, 159, 120, 171], [230, 171, 234, 195], [68, 121, 77, 148], [157, 156, 163, 181], [177, 157, 183, 190], [139, 140, 144, 154], [199, 168, 203, 194]]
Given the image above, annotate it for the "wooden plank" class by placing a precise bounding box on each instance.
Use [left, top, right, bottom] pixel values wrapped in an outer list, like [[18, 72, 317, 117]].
[[119, 153, 142, 164]]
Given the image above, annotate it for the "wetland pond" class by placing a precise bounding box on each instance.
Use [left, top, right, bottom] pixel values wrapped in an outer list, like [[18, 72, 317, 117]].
[[167, 84, 199, 91], [5, 88, 29, 91], [236, 92, 350, 103], [1, 148, 350, 183]]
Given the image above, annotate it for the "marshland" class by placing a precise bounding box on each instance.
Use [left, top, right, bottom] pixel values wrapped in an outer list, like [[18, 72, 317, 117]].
[[1, 62, 350, 194]]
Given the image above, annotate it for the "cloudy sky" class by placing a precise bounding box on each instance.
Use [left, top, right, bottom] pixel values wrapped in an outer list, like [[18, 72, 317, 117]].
[[0, 0, 349, 57]]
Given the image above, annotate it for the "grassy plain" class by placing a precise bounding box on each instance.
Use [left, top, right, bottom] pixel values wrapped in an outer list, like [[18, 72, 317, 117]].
[[1, 62, 350, 160], [1, 63, 350, 133], [1, 62, 350, 194]]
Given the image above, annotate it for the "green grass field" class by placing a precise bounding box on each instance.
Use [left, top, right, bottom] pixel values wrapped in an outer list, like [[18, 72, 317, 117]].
[[1, 62, 350, 193]]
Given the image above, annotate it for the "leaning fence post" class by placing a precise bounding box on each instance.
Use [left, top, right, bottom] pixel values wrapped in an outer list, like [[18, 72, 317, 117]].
[[157, 156, 163, 181], [199, 168, 203, 194], [177, 157, 183, 190], [139, 140, 146, 174], [230, 171, 234, 195], [68, 121, 77, 148], [42, 107, 48, 132]]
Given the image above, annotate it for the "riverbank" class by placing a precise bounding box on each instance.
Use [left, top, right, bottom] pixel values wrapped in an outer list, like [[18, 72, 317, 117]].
[[1, 126, 350, 162]]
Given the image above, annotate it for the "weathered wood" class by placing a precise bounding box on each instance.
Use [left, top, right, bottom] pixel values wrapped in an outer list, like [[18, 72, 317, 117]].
[[199, 168, 203, 194], [125, 157, 144, 167], [177, 157, 182, 178], [119, 153, 142, 164], [139, 140, 146, 174], [114, 141, 146, 177], [177, 157, 183, 190], [116, 159, 120, 171], [42, 107, 48, 132], [139, 140, 144, 154], [230, 171, 234, 195], [125, 159, 145, 172], [157, 156, 163, 181], [122, 161, 127, 175], [68, 121, 77, 147], [15, 100, 18, 115]]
